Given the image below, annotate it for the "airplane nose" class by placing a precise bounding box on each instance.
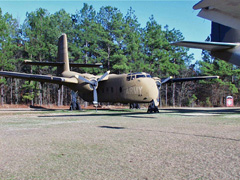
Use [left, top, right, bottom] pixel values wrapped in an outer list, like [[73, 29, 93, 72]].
[[138, 78, 158, 102]]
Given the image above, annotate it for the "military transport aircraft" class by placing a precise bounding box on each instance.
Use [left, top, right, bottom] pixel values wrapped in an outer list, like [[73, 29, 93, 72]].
[[0, 34, 218, 113], [172, 0, 240, 66]]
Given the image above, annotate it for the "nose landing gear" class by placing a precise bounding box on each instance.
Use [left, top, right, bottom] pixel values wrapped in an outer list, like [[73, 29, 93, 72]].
[[147, 100, 159, 113]]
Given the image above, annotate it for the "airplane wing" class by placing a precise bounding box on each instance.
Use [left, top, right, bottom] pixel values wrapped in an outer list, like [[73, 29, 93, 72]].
[[194, 0, 240, 30], [0, 71, 78, 85], [171, 41, 239, 51], [161, 76, 219, 84], [24, 60, 102, 68]]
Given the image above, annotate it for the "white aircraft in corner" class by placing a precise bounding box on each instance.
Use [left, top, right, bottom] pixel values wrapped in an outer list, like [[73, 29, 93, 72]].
[[172, 0, 240, 66]]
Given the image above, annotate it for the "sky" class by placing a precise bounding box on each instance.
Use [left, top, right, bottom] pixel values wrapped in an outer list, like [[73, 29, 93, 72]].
[[0, 0, 211, 62]]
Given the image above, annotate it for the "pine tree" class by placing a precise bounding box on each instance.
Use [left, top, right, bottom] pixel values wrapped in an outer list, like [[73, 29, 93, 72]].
[[0, 8, 19, 105]]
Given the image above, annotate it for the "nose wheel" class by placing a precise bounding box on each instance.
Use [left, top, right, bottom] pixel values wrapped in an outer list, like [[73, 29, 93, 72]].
[[147, 100, 159, 113]]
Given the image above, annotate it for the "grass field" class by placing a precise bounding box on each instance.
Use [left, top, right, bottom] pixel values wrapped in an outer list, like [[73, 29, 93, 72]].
[[1, 107, 240, 179]]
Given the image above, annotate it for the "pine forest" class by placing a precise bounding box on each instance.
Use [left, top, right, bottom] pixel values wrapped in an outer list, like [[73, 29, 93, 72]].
[[1, 4, 240, 108]]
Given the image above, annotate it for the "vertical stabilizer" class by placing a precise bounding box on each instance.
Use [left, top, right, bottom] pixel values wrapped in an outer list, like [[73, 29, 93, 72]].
[[57, 33, 70, 75]]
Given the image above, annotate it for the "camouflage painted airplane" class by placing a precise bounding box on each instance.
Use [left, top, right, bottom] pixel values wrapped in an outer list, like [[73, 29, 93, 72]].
[[0, 34, 218, 113]]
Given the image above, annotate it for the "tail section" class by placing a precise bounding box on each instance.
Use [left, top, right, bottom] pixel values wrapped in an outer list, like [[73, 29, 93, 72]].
[[57, 33, 70, 75]]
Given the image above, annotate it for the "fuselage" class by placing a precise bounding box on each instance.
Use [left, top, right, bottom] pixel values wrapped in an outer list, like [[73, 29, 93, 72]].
[[62, 71, 158, 104]]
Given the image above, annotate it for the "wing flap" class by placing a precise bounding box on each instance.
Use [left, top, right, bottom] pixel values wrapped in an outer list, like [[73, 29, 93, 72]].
[[0, 71, 78, 85], [172, 41, 239, 51]]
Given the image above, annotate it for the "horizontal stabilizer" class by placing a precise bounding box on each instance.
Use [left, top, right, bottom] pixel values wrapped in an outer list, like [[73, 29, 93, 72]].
[[24, 60, 102, 68], [0, 71, 78, 85], [161, 76, 219, 84], [171, 41, 239, 51]]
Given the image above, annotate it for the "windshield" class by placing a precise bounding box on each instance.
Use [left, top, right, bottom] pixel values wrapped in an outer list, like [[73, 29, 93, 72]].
[[127, 73, 151, 81]]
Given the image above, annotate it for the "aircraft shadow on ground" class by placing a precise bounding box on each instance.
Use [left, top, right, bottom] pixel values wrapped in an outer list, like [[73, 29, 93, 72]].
[[0, 105, 56, 112], [98, 126, 126, 129], [162, 108, 240, 115], [2, 107, 240, 115], [33, 107, 240, 118], [38, 109, 156, 119]]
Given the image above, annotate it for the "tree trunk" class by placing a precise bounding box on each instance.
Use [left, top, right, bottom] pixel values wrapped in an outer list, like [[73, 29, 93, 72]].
[[39, 82, 42, 106], [85, 41, 88, 64], [165, 84, 168, 106], [58, 87, 61, 106], [107, 46, 111, 69], [172, 82, 175, 107], [15, 79, 18, 104], [10, 78, 13, 104], [0, 71, 4, 105], [61, 85, 64, 106]]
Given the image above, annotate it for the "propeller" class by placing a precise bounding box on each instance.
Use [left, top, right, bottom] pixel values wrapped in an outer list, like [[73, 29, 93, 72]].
[[77, 71, 110, 107], [155, 80, 161, 107], [155, 76, 172, 107]]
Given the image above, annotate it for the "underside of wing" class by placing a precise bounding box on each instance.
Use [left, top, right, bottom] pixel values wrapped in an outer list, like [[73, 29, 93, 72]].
[[161, 76, 219, 84], [172, 41, 239, 51], [193, 0, 240, 30], [0, 71, 78, 85], [24, 60, 102, 68]]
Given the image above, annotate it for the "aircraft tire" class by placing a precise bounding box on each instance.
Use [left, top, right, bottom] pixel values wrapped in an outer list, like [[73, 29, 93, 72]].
[[76, 102, 81, 110]]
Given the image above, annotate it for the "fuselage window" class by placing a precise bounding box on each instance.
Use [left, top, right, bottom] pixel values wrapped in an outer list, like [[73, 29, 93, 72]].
[[111, 87, 113, 93], [127, 76, 131, 81], [131, 75, 136, 80], [119, 87, 122, 93]]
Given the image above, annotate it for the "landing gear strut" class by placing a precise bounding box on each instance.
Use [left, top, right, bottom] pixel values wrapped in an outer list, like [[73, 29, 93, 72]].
[[147, 100, 159, 113], [69, 91, 81, 110], [130, 103, 140, 109]]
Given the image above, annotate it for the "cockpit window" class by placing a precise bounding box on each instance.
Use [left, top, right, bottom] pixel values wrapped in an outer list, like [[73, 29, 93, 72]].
[[127, 73, 151, 81], [136, 75, 145, 78]]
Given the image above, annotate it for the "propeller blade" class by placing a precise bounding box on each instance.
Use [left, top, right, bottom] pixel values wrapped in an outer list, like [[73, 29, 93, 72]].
[[77, 75, 93, 85], [93, 87, 98, 107], [158, 87, 161, 104], [97, 70, 110, 82], [76, 71, 110, 107], [161, 76, 173, 84]]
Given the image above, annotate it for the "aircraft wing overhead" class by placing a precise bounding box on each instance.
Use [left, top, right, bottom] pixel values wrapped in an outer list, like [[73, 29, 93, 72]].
[[24, 60, 102, 68], [194, 0, 240, 30], [172, 41, 239, 51], [167, 76, 219, 83], [0, 71, 78, 85], [161, 76, 219, 84]]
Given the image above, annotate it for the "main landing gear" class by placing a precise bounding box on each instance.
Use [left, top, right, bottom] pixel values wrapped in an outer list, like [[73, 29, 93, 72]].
[[69, 91, 81, 110], [147, 100, 159, 113], [130, 103, 140, 109]]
